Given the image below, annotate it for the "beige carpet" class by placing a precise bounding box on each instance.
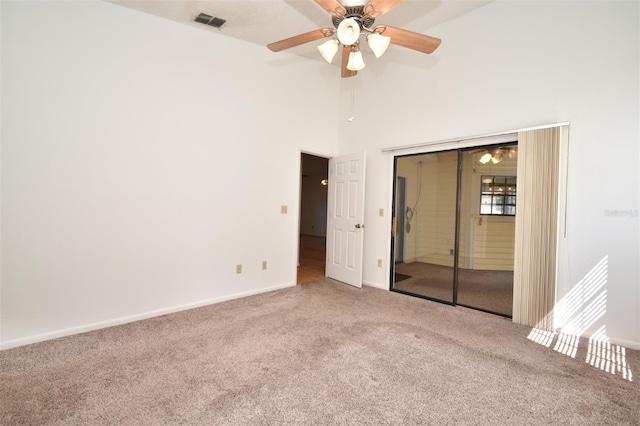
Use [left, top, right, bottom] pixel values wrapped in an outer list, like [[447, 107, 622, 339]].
[[1, 279, 638, 425]]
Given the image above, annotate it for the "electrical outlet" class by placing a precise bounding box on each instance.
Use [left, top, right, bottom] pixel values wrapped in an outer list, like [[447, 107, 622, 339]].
[[379, 208, 384, 217], [449, 249, 454, 255], [262, 261, 267, 270], [281, 205, 288, 214], [377, 259, 383, 267], [236, 264, 242, 274]]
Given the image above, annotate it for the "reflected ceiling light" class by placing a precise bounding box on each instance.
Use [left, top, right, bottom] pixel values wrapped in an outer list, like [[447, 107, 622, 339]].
[[367, 32, 391, 58], [479, 148, 507, 165], [491, 151, 504, 164], [337, 18, 360, 45], [318, 38, 339, 63], [479, 153, 493, 164]]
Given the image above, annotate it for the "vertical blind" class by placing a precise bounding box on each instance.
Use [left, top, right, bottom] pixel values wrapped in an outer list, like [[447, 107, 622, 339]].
[[513, 127, 561, 330]]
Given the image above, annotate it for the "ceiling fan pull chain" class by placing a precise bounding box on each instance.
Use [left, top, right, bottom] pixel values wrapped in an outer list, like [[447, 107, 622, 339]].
[[348, 76, 356, 122]]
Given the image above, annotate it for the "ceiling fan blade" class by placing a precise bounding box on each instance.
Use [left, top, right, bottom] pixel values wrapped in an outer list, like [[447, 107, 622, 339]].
[[267, 29, 333, 52], [341, 45, 357, 78], [364, 0, 403, 18], [375, 25, 441, 54], [314, 0, 346, 17]]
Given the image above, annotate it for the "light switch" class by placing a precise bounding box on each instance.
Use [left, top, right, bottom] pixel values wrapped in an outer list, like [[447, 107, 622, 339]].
[[281, 205, 288, 214], [379, 208, 384, 217]]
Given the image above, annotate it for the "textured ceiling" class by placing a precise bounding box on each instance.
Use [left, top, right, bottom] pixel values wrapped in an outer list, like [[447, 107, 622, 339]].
[[108, 0, 492, 62]]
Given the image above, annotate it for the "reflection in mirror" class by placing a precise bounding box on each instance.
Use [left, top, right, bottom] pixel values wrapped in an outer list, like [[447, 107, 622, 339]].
[[392, 143, 517, 317], [392, 151, 457, 304], [457, 144, 517, 316]]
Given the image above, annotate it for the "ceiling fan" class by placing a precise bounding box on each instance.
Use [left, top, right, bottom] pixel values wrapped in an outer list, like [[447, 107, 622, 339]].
[[267, 0, 442, 78]]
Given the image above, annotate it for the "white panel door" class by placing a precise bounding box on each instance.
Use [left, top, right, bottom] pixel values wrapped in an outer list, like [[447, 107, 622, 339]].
[[326, 152, 366, 287]]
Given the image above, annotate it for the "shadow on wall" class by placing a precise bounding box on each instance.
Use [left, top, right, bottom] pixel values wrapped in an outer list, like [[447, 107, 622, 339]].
[[527, 256, 633, 382]]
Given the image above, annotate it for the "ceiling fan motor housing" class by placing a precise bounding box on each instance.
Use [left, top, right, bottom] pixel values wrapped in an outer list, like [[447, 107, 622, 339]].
[[332, 6, 375, 31]]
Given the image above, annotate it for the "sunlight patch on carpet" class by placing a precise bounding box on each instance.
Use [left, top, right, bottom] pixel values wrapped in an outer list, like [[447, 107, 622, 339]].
[[554, 332, 580, 358], [586, 326, 634, 381], [526, 256, 633, 381], [527, 328, 555, 347]]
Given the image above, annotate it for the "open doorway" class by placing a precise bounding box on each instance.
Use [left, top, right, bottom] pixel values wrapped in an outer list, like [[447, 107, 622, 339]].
[[298, 153, 329, 284]]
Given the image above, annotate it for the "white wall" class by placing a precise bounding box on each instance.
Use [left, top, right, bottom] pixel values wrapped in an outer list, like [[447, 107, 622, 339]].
[[1, 0, 338, 348], [338, 1, 639, 348]]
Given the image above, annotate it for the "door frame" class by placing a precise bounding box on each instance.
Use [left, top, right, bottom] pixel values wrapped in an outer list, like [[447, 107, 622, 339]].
[[296, 150, 367, 288], [387, 135, 519, 301]]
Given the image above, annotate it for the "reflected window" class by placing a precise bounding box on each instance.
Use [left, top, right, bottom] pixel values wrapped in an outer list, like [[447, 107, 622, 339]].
[[480, 176, 517, 216]]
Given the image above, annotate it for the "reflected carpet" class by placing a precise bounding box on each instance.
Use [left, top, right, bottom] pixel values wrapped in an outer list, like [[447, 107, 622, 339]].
[[394, 262, 513, 316]]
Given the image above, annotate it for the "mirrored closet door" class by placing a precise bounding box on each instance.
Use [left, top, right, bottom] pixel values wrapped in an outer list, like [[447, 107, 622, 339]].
[[392, 144, 518, 317]]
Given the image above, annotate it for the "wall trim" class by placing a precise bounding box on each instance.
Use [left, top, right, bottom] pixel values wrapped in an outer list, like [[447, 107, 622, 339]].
[[381, 122, 570, 153], [0, 282, 296, 351], [603, 337, 640, 351]]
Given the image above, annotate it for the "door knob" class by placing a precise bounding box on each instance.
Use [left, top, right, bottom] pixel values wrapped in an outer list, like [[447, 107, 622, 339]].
[[355, 224, 364, 229]]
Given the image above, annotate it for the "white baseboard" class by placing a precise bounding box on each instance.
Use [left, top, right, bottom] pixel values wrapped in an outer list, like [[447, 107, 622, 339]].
[[363, 280, 388, 290], [0, 282, 295, 351], [580, 333, 640, 351]]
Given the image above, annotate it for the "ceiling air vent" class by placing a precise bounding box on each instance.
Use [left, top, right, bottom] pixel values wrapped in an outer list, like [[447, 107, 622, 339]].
[[194, 13, 226, 29]]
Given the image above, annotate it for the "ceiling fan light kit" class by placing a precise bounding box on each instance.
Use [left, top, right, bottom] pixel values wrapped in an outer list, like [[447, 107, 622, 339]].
[[267, 0, 442, 78], [318, 38, 340, 63], [367, 32, 391, 58], [347, 48, 365, 71], [337, 18, 361, 45]]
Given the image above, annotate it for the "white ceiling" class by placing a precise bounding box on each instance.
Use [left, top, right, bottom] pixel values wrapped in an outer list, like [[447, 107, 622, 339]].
[[108, 0, 492, 62]]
